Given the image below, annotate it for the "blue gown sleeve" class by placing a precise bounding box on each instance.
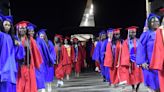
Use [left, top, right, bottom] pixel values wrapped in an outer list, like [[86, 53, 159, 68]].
[[136, 32, 149, 65], [92, 41, 101, 62], [48, 40, 56, 64], [100, 39, 108, 63], [36, 38, 55, 65], [0, 34, 17, 84], [14, 36, 25, 60]]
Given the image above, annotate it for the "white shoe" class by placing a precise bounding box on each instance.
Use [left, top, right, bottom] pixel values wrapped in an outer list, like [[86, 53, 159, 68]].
[[118, 81, 127, 86], [95, 67, 99, 71], [47, 83, 52, 92], [66, 75, 70, 80], [41, 89, 46, 92], [56, 80, 60, 87], [59, 80, 64, 86], [56, 80, 64, 87]]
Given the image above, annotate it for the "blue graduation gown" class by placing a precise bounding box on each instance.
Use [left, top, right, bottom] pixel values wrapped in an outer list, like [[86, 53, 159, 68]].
[[47, 40, 56, 82], [35, 37, 47, 89], [136, 31, 159, 90], [100, 39, 110, 82], [92, 41, 101, 62], [0, 32, 24, 92], [35, 38, 55, 88]]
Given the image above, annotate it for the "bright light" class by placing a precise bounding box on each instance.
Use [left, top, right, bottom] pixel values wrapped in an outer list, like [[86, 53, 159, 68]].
[[89, 8, 93, 15], [84, 18, 88, 25], [86, 14, 89, 18], [91, 4, 93, 9]]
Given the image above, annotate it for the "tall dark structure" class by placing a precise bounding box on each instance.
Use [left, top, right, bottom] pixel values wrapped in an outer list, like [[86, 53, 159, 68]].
[[0, 0, 10, 15]]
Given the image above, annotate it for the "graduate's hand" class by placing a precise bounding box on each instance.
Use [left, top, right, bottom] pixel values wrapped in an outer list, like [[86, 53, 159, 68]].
[[129, 62, 132, 74], [84, 59, 87, 68], [129, 67, 132, 74], [159, 25, 164, 30], [15, 40, 21, 46], [142, 63, 149, 70], [116, 64, 119, 68]]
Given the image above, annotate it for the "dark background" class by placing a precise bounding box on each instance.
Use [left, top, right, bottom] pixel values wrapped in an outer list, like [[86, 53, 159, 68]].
[[0, 0, 163, 40]]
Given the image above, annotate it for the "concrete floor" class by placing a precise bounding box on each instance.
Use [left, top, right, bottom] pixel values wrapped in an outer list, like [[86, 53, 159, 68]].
[[48, 71, 149, 92]]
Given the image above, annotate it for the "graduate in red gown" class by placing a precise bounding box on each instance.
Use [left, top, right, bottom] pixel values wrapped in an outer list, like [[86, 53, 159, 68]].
[[61, 37, 75, 79], [16, 21, 42, 92], [54, 34, 62, 75], [79, 42, 87, 71], [104, 28, 123, 86], [54, 34, 62, 66], [121, 26, 143, 92], [54, 34, 64, 87], [150, 18, 164, 92], [72, 38, 82, 77], [27, 23, 47, 92], [56, 36, 75, 87]]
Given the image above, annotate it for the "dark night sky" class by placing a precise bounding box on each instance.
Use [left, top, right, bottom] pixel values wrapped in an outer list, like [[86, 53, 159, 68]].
[[10, 0, 146, 39]]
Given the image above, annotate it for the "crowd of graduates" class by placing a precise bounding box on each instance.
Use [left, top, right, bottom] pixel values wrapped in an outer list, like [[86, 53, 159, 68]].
[[0, 10, 92, 92], [0, 6, 164, 92], [92, 8, 164, 92]]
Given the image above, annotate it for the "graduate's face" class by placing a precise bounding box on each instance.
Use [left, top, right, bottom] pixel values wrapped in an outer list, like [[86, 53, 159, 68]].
[[64, 39, 68, 44], [28, 30, 35, 37], [129, 30, 136, 39], [113, 32, 120, 39], [107, 32, 113, 40], [150, 17, 160, 30], [54, 37, 59, 42], [74, 41, 78, 44], [18, 26, 27, 36], [3, 21, 11, 33], [39, 34, 45, 39], [101, 34, 106, 40]]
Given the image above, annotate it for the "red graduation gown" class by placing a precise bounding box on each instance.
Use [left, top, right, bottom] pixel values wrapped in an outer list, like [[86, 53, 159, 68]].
[[17, 36, 42, 92], [74, 46, 82, 73], [80, 45, 86, 68], [104, 42, 113, 68], [121, 39, 143, 85], [150, 28, 164, 92], [104, 41, 122, 84], [54, 44, 61, 76], [55, 45, 75, 79]]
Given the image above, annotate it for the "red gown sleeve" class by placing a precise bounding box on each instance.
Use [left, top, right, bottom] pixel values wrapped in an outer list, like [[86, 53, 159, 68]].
[[104, 42, 113, 67], [59, 45, 65, 64], [30, 37, 42, 69], [120, 40, 130, 66], [150, 29, 164, 71]]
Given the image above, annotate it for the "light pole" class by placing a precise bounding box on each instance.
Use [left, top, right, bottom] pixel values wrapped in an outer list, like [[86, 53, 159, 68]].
[[8, 0, 11, 15]]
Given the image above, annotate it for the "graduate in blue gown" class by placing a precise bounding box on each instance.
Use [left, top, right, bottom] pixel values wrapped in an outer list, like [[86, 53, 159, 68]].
[[92, 36, 101, 72], [99, 30, 110, 83], [0, 15, 24, 92], [136, 13, 160, 92], [92, 37, 101, 62], [37, 29, 56, 92]]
